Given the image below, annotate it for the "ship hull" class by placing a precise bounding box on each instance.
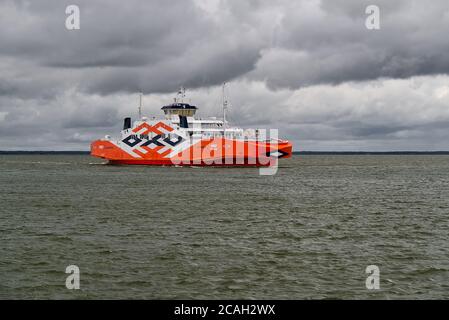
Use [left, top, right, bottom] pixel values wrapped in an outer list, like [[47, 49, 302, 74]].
[[91, 138, 292, 167]]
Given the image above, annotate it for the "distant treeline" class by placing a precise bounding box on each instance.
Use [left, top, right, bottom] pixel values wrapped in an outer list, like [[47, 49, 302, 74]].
[[1, 150, 449, 155]]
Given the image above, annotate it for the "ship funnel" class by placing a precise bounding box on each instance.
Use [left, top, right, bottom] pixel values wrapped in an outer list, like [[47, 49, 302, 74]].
[[179, 115, 188, 128], [123, 117, 132, 130]]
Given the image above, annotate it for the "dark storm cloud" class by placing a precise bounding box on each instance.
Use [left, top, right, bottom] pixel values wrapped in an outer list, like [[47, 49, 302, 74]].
[[251, 0, 449, 88], [2, 0, 449, 95], [1, 0, 449, 150], [0, 0, 266, 95]]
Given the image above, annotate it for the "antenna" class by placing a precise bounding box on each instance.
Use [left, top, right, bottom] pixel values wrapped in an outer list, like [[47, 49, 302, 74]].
[[222, 82, 228, 130], [177, 86, 186, 103], [138, 92, 143, 119]]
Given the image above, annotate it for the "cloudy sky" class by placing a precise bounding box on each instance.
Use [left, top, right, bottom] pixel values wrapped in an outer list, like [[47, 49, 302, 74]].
[[1, 0, 449, 151]]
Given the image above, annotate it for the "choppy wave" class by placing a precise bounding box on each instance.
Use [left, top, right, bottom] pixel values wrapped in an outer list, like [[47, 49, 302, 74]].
[[1, 154, 449, 299]]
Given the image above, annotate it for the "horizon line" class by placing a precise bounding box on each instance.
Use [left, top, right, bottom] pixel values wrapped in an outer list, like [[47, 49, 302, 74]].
[[2, 150, 449, 155]]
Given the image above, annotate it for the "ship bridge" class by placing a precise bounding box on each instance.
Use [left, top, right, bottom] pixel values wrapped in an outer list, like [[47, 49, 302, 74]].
[[161, 103, 197, 117]]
